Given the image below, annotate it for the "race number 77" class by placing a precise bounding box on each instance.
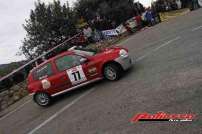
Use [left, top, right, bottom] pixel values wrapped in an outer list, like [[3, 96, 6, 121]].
[[72, 71, 81, 81], [66, 65, 87, 85]]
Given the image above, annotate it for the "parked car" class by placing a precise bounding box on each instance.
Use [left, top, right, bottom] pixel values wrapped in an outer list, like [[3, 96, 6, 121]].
[[27, 47, 132, 106]]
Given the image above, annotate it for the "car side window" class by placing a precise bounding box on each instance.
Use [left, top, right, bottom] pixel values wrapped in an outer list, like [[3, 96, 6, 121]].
[[55, 55, 83, 72], [33, 63, 53, 80]]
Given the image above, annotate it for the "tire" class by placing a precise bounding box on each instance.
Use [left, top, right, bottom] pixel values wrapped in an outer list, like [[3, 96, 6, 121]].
[[103, 63, 123, 81], [34, 92, 51, 107]]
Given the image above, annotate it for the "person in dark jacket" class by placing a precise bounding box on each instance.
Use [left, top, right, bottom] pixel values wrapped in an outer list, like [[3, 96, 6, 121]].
[[145, 8, 155, 26]]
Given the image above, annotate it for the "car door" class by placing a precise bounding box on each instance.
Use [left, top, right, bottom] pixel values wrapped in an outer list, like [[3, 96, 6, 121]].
[[79, 56, 101, 80], [54, 54, 89, 89], [32, 62, 69, 95]]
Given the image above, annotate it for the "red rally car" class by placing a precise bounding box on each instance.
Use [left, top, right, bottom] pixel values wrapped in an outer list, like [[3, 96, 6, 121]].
[[27, 47, 132, 106]]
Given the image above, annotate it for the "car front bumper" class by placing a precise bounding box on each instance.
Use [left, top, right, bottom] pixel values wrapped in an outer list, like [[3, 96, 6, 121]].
[[115, 56, 133, 70]]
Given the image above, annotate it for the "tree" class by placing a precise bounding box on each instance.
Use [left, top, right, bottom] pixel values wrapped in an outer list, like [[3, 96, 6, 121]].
[[20, 0, 144, 59], [21, 0, 76, 59], [74, 0, 144, 26]]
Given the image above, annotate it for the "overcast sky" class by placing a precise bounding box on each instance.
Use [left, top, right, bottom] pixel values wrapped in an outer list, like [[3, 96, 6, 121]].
[[0, 0, 151, 64]]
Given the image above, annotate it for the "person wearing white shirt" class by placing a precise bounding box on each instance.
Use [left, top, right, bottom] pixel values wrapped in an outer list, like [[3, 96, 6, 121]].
[[83, 25, 93, 43]]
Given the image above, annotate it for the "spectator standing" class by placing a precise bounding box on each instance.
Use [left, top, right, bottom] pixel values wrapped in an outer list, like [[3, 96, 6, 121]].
[[123, 22, 134, 34], [83, 25, 94, 44], [94, 18, 106, 40], [145, 8, 155, 26], [92, 28, 101, 42], [135, 14, 142, 30], [176, 0, 182, 9]]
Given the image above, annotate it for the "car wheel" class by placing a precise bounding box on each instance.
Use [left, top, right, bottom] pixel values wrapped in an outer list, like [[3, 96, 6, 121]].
[[34, 92, 51, 107], [104, 63, 122, 81]]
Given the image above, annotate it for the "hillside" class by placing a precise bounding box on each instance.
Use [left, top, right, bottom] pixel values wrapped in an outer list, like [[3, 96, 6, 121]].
[[0, 61, 26, 78]]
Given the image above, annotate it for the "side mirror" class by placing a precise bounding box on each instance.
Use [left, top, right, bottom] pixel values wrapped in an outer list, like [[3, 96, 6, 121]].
[[80, 57, 88, 64]]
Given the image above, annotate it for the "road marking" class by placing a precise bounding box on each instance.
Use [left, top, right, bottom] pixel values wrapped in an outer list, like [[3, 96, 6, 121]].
[[0, 99, 32, 121], [191, 25, 202, 31], [27, 88, 94, 134], [136, 36, 181, 62]]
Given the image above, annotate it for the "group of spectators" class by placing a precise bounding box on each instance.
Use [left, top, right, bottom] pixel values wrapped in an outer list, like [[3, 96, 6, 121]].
[[154, 0, 182, 12], [153, 0, 200, 12], [69, 5, 165, 47], [72, 9, 161, 46], [82, 24, 105, 44], [70, 24, 104, 46], [78, 18, 115, 45]]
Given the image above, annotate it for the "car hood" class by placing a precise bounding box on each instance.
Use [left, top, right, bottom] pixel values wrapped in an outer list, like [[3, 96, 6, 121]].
[[89, 47, 123, 60]]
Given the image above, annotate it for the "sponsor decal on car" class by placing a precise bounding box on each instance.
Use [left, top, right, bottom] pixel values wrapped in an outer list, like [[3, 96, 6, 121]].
[[88, 67, 98, 76], [41, 79, 51, 89]]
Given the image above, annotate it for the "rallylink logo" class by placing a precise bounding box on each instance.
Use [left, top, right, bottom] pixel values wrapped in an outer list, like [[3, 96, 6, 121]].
[[131, 112, 196, 123]]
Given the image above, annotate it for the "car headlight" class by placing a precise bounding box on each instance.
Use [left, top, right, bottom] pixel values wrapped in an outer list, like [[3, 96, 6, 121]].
[[119, 49, 128, 58]]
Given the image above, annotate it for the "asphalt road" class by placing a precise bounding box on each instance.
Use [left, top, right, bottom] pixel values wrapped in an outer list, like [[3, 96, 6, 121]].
[[1, 9, 202, 134]]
